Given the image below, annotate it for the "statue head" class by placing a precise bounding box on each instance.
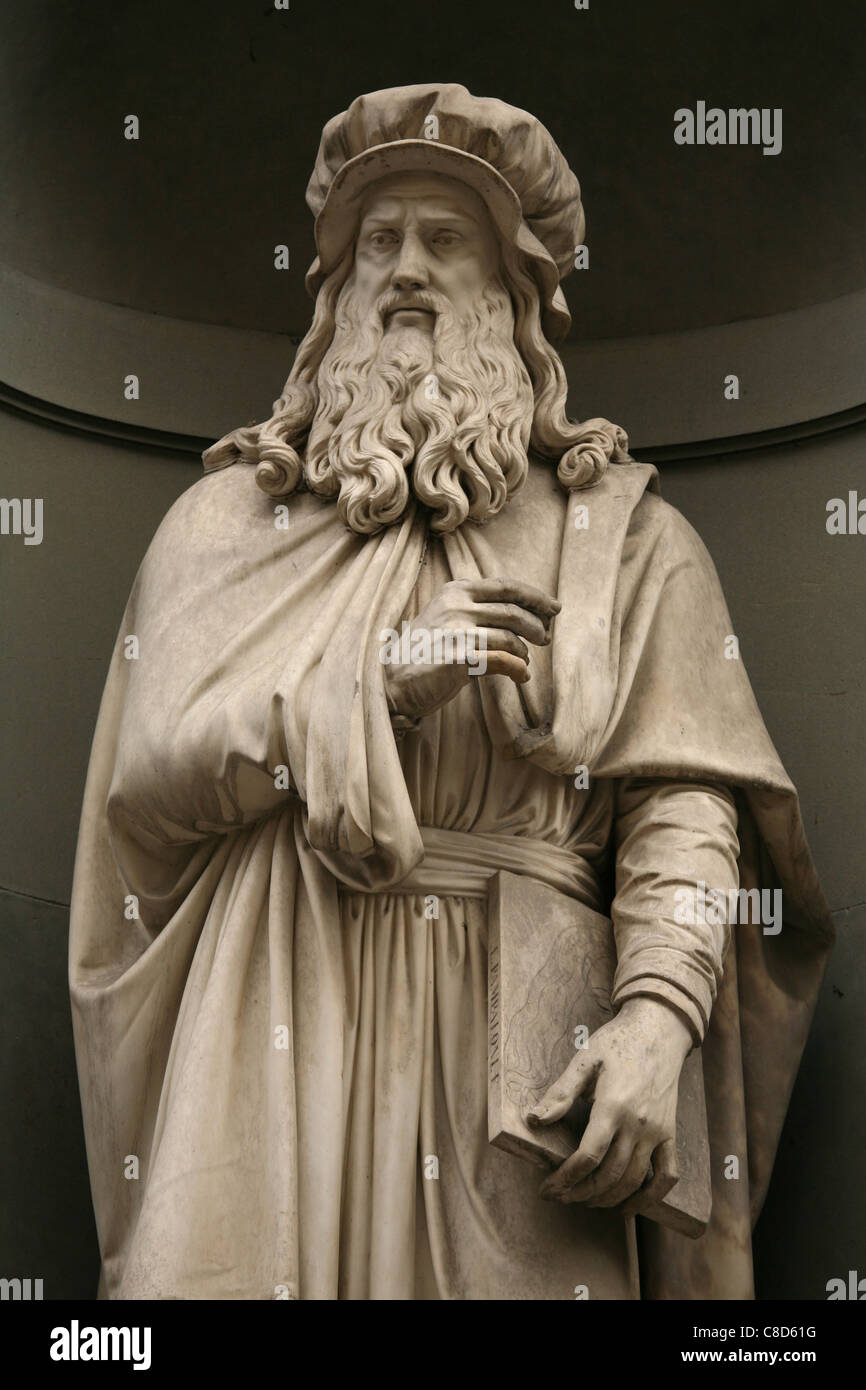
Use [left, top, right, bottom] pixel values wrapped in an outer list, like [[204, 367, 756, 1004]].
[[204, 84, 630, 534]]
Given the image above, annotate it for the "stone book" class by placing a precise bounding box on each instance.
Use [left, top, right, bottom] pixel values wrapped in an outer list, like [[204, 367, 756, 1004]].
[[488, 870, 712, 1239]]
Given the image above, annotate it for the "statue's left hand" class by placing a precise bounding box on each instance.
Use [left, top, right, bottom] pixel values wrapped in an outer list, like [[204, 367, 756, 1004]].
[[526, 997, 692, 1211]]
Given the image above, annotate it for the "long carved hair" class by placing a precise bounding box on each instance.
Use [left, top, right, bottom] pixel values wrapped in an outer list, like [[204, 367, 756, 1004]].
[[201, 240, 631, 504]]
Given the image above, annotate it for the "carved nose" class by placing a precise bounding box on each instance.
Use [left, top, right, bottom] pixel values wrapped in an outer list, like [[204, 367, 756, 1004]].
[[390, 237, 429, 292], [391, 266, 429, 292]]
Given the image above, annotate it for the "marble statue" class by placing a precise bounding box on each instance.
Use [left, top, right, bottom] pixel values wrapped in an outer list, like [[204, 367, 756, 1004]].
[[69, 84, 833, 1300]]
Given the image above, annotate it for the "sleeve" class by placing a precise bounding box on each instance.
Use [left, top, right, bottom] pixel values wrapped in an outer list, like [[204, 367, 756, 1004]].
[[609, 777, 740, 1045], [99, 470, 430, 911]]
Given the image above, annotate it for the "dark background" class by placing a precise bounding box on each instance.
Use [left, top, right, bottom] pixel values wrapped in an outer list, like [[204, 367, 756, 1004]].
[[0, 0, 863, 1300], [2, 0, 865, 338]]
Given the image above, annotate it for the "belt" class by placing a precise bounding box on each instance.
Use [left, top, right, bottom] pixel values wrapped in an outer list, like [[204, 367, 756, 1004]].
[[356, 826, 604, 912]]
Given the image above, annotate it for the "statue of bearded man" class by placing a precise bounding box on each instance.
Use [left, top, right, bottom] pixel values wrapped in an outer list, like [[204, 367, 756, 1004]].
[[70, 84, 832, 1301]]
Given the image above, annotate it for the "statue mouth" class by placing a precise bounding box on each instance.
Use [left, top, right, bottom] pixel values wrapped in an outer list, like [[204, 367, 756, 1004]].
[[383, 302, 437, 328]]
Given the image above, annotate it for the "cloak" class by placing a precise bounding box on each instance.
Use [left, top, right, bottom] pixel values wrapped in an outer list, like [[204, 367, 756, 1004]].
[[69, 457, 833, 1299]]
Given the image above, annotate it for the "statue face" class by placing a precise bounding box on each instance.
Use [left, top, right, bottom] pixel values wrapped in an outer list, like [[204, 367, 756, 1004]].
[[353, 172, 501, 332], [293, 168, 538, 534]]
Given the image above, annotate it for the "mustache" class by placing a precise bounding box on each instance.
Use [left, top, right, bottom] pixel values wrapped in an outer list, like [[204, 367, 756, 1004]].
[[376, 288, 450, 321]]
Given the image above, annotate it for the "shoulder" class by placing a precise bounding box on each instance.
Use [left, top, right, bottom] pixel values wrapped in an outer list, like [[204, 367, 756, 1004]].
[[612, 471, 728, 612], [485, 458, 705, 558], [148, 463, 281, 548], [133, 463, 346, 607], [631, 478, 717, 558], [145, 464, 336, 560]]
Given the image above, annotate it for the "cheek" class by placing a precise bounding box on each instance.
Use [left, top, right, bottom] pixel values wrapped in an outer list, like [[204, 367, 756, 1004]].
[[354, 255, 389, 293], [446, 242, 499, 297], [449, 260, 496, 300]]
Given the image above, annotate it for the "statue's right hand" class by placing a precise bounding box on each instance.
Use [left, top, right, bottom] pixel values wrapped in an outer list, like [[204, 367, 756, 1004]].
[[382, 577, 560, 723]]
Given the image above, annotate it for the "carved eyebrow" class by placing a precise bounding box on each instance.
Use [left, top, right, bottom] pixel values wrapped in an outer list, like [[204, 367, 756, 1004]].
[[360, 207, 481, 230], [412, 209, 479, 226]]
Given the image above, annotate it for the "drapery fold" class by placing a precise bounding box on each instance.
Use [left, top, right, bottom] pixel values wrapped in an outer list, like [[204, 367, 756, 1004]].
[[70, 457, 832, 1299]]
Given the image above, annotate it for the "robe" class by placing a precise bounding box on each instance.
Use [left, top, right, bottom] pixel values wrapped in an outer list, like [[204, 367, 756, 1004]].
[[69, 456, 833, 1299]]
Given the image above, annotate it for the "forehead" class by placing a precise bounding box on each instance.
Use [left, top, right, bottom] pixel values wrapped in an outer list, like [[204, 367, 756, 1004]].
[[358, 172, 492, 226]]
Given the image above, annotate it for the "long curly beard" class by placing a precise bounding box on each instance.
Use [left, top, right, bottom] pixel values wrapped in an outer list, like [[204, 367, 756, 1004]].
[[303, 277, 535, 534]]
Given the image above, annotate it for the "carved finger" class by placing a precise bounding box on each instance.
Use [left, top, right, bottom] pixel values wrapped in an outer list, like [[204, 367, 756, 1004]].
[[465, 577, 562, 618], [468, 602, 550, 645], [472, 628, 530, 661], [587, 1141, 655, 1208], [482, 651, 530, 683], [527, 1053, 595, 1128], [620, 1139, 679, 1218], [538, 1104, 618, 1198], [554, 1130, 635, 1203]]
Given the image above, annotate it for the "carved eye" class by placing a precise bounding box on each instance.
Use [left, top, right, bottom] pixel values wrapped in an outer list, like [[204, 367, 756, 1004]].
[[369, 230, 399, 249], [432, 231, 461, 247]]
